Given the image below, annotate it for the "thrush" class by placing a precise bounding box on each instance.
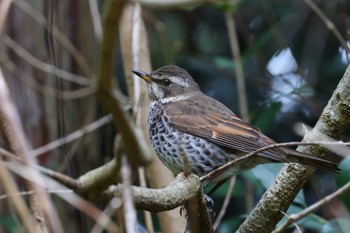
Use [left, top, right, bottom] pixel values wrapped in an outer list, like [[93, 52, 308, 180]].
[[133, 65, 339, 184]]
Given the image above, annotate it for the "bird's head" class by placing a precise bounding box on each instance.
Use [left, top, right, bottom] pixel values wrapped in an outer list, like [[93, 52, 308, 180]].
[[133, 65, 200, 102]]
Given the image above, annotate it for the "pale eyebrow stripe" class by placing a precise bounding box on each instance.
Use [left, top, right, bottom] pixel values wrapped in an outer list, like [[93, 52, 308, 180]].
[[169, 76, 188, 87]]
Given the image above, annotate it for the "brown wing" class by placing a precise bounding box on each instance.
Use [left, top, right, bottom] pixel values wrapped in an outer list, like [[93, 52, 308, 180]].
[[165, 99, 289, 162]]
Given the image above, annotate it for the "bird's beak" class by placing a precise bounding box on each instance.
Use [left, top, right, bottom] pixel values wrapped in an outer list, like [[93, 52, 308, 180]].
[[132, 70, 152, 83]]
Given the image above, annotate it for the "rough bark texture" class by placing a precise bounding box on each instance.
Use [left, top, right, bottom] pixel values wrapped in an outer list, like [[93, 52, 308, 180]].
[[238, 65, 350, 233]]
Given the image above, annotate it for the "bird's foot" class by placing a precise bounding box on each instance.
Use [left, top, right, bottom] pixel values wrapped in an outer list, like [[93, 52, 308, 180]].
[[204, 194, 216, 217]]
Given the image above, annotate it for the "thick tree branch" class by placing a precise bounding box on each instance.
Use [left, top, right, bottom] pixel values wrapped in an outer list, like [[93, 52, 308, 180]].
[[97, 0, 152, 166], [184, 188, 214, 233], [237, 64, 350, 233], [119, 2, 187, 232], [102, 173, 201, 212]]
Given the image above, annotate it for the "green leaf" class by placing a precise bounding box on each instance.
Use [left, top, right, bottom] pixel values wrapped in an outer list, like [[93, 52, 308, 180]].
[[213, 56, 234, 69], [208, 177, 245, 198], [0, 216, 18, 233], [217, 217, 244, 233], [336, 157, 350, 211], [252, 102, 282, 133], [320, 218, 350, 233], [247, 164, 306, 205], [291, 85, 315, 96], [248, 164, 282, 188]]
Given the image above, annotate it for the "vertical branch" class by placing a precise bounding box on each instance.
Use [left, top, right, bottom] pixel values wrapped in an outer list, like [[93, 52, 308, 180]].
[[225, 11, 248, 121], [304, 0, 350, 53], [121, 156, 137, 233], [0, 150, 37, 233], [119, 3, 186, 232], [0, 69, 62, 232], [0, 0, 13, 33], [185, 189, 214, 233], [221, 9, 247, 223], [97, 0, 152, 166]]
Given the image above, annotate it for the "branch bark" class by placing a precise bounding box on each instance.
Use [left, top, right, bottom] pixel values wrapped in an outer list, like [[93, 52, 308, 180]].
[[102, 173, 201, 211], [0, 69, 62, 232], [237, 64, 350, 233], [97, 0, 152, 166], [119, 2, 187, 232]]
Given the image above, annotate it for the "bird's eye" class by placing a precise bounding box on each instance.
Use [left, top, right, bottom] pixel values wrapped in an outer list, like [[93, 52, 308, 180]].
[[163, 79, 171, 86]]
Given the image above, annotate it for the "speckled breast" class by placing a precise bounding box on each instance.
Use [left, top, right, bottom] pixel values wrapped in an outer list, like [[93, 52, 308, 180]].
[[147, 101, 232, 178]]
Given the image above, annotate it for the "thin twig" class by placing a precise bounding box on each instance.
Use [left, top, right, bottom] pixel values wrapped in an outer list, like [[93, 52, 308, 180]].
[[32, 114, 112, 157], [98, 0, 152, 166], [277, 211, 302, 233], [201, 140, 348, 183], [90, 197, 123, 233], [0, 68, 61, 232], [13, 0, 94, 79], [304, 0, 350, 53], [0, 148, 79, 191], [273, 180, 350, 233], [0, 0, 13, 34], [0, 156, 37, 233], [88, 0, 103, 42], [213, 177, 236, 230], [0, 189, 73, 200], [225, 10, 249, 121], [121, 156, 137, 233], [7, 161, 120, 233], [0, 54, 97, 99], [138, 167, 155, 233], [3, 36, 92, 85], [131, 0, 216, 7]]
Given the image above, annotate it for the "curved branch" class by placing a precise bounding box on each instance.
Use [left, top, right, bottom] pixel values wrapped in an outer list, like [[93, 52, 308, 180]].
[[97, 0, 152, 166]]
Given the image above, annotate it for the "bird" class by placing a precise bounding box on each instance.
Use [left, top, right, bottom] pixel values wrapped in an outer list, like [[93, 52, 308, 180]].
[[132, 65, 339, 186]]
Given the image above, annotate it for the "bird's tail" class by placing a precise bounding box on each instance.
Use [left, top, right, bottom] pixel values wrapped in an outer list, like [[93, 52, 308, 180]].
[[285, 149, 340, 174]]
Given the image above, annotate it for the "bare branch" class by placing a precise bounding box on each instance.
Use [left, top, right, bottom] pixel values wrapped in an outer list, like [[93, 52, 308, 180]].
[[131, 0, 216, 7], [121, 156, 137, 233], [0, 68, 61, 232], [119, 2, 187, 231], [304, 0, 350, 53], [13, 0, 94, 78], [7, 162, 120, 233], [3, 36, 92, 85], [0, 156, 37, 233], [97, 0, 152, 166], [273, 180, 350, 233], [0, 0, 12, 33], [103, 173, 201, 212], [185, 189, 214, 233], [32, 115, 112, 157], [77, 159, 119, 193], [213, 177, 236, 230], [88, 0, 103, 42], [0, 54, 97, 100], [225, 10, 248, 121], [201, 140, 346, 184]]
